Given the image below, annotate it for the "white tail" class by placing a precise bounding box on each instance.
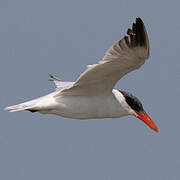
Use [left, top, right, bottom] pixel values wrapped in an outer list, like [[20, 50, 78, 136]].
[[5, 97, 42, 112]]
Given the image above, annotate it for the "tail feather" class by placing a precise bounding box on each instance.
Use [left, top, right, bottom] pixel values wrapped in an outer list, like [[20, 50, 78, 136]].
[[5, 98, 41, 112]]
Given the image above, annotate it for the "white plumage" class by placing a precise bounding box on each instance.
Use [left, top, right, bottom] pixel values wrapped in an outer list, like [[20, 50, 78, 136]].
[[5, 18, 158, 132]]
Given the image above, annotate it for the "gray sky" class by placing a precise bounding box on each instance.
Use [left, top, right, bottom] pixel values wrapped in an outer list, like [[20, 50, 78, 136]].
[[1, 0, 180, 179]]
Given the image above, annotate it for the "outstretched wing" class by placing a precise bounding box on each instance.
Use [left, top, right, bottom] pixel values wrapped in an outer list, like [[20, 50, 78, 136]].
[[57, 18, 149, 96]]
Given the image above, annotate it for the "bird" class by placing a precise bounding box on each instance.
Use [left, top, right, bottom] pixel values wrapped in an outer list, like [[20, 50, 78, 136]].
[[5, 18, 159, 132]]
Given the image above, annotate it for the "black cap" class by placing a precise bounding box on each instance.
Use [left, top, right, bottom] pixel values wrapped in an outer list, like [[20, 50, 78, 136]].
[[119, 90, 145, 113]]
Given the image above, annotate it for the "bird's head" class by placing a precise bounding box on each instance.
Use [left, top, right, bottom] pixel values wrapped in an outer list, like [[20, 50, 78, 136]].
[[120, 91, 159, 132]]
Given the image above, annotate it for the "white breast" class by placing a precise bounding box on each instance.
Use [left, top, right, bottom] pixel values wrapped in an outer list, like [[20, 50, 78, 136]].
[[47, 89, 133, 119]]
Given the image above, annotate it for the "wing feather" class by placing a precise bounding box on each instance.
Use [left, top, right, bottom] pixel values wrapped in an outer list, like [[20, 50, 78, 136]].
[[57, 18, 149, 96], [49, 74, 74, 91]]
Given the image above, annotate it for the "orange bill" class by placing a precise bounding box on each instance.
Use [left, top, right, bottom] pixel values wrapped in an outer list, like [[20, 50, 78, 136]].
[[135, 111, 159, 132]]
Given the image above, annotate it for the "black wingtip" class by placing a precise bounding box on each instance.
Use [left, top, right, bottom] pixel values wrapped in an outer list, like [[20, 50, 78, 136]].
[[136, 17, 143, 23], [135, 18, 145, 28], [126, 17, 149, 53], [48, 73, 61, 82]]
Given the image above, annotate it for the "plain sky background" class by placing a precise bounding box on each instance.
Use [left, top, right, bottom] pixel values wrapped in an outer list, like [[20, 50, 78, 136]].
[[1, 0, 180, 179]]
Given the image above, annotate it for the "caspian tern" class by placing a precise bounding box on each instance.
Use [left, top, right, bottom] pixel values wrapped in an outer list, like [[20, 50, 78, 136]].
[[5, 18, 159, 132]]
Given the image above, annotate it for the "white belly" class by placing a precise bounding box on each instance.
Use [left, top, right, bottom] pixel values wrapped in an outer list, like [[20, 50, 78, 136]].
[[45, 89, 130, 119]]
